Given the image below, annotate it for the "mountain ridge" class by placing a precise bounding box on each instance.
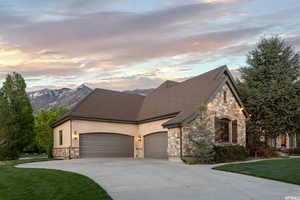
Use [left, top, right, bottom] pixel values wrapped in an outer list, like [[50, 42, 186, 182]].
[[28, 85, 154, 114]]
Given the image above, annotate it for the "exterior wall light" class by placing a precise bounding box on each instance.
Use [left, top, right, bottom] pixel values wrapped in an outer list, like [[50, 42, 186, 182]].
[[137, 135, 142, 142], [73, 131, 78, 140]]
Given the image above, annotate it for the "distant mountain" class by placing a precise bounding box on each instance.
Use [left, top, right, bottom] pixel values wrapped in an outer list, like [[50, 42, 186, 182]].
[[123, 88, 155, 96], [28, 85, 154, 114], [28, 84, 93, 114]]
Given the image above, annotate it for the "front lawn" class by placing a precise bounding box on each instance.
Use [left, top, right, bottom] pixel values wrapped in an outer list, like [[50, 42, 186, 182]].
[[214, 158, 300, 185], [0, 159, 112, 200]]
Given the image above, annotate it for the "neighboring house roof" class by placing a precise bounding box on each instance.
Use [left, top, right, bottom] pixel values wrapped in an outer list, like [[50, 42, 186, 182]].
[[52, 65, 246, 128]]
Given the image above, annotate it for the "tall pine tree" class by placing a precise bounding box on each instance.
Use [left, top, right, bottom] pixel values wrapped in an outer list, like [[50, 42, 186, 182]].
[[0, 73, 34, 160], [186, 105, 215, 163], [239, 37, 300, 146]]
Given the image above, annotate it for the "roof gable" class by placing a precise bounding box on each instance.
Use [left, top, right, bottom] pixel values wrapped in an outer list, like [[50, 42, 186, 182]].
[[162, 66, 248, 127], [137, 66, 226, 121]]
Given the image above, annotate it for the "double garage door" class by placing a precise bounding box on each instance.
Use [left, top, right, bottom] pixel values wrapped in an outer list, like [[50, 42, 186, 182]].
[[80, 133, 134, 158], [79, 132, 168, 159]]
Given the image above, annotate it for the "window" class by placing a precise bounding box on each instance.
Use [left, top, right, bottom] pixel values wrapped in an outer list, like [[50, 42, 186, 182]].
[[232, 120, 238, 143], [215, 118, 230, 143], [289, 134, 295, 148], [223, 91, 227, 103], [59, 130, 63, 146]]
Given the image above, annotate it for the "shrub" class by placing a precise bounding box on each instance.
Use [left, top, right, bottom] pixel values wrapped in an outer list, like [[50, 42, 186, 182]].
[[213, 145, 249, 163], [0, 146, 18, 161], [283, 148, 300, 155], [247, 141, 276, 158]]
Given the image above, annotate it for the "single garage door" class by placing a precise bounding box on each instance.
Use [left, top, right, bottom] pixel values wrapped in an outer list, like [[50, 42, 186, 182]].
[[80, 133, 134, 158], [144, 132, 168, 159]]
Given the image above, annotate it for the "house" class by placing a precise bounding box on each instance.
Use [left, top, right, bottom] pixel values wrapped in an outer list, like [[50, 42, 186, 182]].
[[266, 133, 297, 150], [52, 66, 248, 160]]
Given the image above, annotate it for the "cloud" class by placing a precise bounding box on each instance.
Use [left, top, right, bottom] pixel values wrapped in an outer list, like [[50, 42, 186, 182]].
[[199, 0, 242, 3], [0, 1, 300, 91]]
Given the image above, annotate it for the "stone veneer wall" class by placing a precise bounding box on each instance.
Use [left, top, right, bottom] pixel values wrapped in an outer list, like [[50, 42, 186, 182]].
[[167, 128, 181, 161], [181, 83, 247, 158], [53, 147, 80, 159]]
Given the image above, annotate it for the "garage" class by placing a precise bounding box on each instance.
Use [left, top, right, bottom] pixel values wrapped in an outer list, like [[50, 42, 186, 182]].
[[80, 133, 134, 158], [144, 132, 168, 159]]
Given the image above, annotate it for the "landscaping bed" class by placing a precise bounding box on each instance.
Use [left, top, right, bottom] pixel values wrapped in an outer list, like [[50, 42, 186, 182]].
[[0, 159, 112, 200], [213, 158, 300, 185]]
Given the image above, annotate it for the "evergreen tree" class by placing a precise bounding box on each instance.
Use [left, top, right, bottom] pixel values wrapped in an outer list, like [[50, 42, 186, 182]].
[[239, 37, 300, 146], [34, 107, 68, 157], [0, 73, 34, 160], [186, 105, 215, 163]]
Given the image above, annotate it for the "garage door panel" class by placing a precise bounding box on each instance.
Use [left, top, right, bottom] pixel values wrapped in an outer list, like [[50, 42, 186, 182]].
[[80, 133, 133, 158], [144, 132, 168, 159]]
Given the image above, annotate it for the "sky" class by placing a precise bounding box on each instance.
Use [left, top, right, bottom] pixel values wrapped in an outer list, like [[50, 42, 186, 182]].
[[1, 0, 300, 91]]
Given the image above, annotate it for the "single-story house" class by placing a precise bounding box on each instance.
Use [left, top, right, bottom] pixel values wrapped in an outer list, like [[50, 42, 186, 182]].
[[52, 65, 248, 160]]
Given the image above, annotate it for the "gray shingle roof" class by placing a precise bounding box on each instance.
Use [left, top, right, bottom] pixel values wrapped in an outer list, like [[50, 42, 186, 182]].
[[53, 65, 235, 127]]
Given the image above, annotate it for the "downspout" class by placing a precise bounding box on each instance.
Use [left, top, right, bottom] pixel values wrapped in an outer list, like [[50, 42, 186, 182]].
[[179, 125, 183, 161]]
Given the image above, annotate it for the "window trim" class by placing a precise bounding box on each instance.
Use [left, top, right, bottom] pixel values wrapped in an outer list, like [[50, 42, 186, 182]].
[[232, 120, 238, 144], [223, 91, 227, 103], [215, 117, 238, 144]]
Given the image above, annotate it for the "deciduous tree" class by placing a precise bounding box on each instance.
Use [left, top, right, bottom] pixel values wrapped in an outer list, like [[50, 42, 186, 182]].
[[34, 107, 68, 157]]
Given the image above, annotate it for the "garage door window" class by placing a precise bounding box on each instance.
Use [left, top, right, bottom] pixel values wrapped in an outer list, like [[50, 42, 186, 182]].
[[59, 130, 63, 145]]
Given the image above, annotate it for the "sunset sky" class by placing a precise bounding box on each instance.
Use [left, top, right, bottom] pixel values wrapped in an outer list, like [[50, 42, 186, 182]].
[[1, 0, 300, 91]]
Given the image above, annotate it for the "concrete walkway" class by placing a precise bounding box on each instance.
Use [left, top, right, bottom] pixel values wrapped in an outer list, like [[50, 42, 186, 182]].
[[18, 158, 300, 200]]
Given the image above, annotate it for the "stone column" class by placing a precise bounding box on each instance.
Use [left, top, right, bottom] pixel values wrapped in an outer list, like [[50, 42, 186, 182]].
[[167, 128, 181, 161], [286, 133, 290, 149], [134, 135, 143, 158]]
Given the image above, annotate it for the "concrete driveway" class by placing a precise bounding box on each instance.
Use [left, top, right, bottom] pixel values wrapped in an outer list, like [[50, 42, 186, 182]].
[[18, 158, 300, 200]]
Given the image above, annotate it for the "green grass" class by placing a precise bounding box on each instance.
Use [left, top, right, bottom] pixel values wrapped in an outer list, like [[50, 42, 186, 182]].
[[214, 158, 300, 185], [290, 154, 300, 156], [0, 159, 112, 200]]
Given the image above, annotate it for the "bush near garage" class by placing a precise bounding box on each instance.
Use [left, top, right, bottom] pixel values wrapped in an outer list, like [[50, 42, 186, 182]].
[[247, 141, 276, 158], [213, 145, 249, 163]]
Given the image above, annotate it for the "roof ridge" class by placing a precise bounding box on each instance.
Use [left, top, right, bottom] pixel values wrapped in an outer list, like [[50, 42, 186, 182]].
[[180, 65, 226, 84], [94, 88, 145, 98]]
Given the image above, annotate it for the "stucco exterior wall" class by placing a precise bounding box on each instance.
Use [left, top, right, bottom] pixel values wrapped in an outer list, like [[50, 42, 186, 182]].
[[53, 120, 71, 158], [53, 120, 71, 148], [53, 118, 172, 158], [72, 120, 138, 138], [138, 119, 170, 136]]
